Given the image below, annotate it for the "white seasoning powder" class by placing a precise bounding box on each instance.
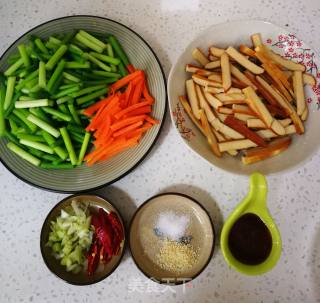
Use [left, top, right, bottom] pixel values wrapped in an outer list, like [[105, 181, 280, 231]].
[[155, 211, 190, 241]]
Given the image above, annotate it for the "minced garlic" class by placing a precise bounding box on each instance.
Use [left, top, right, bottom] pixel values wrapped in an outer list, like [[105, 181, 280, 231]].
[[155, 239, 199, 273]]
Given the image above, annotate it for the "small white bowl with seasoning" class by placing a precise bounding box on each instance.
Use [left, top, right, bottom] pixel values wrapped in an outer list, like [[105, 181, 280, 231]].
[[129, 193, 215, 285]]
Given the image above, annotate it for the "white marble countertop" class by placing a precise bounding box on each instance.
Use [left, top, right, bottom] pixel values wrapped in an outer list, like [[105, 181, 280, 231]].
[[1, 0, 320, 302]]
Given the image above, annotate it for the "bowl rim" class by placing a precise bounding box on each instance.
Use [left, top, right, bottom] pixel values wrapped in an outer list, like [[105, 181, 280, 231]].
[[39, 193, 126, 286], [128, 192, 215, 285], [0, 14, 167, 193], [167, 19, 320, 176]]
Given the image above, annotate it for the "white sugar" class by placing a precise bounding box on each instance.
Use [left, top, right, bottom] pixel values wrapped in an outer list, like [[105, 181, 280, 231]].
[[155, 211, 190, 241]]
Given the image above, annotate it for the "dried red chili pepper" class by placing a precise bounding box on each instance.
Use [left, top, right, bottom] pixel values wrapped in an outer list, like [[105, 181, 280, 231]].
[[87, 237, 100, 276], [108, 212, 124, 255], [87, 208, 124, 276]]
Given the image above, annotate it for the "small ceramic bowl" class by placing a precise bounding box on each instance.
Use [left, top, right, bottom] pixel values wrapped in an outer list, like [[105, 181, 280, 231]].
[[40, 194, 125, 285], [129, 193, 215, 285], [168, 20, 320, 175]]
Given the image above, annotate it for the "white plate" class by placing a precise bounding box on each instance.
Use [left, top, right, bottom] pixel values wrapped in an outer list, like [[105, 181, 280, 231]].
[[168, 20, 320, 175]]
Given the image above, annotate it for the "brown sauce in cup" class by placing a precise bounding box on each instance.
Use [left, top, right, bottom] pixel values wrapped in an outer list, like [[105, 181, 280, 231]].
[[228, 213, 272, 265]]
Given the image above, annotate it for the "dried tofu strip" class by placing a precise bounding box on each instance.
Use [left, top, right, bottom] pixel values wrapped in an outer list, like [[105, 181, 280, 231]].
[[197, 87, 244, 139], [205, 60, 221, 69], [217, 107, 233, 115], [243, 86, 285, 135], [251, 33, 263, 48], [265, 46, 305, 72], [209, 46, 225, 57], [226, 88, 242, 94], [192, 48, 209, 66], [212, 128, 238, 156], [215, 93, 246, 102], [247, 118, 291, 129], [205, 86, 225, 94], [222, 99, 247, 105], [199, 109, 221, 157], [242, 136, 291, 164], [226, 47, 264, 74], [301, 106, 308, 121], [255, 75, 304, 134], [234, 113, 257, 121], [219, 139, 257, 152], [192, 74, 223, 88], [256, 125, 296, 139], [293, 71, 306, 115], [186, 64, 214, 77], [239, 44, 256, 58], [203, 90, 223, 108], [230, 64, 257, 89], [255, 76, 292, 114], [221, 53, 231, 91], [232, 104, 256, 116], [303, 73, 316, 86], [179, 95, 206, 136], [208, 73, 222, 83], [186, 79, 200, 119], [253, 49, 293, 102]]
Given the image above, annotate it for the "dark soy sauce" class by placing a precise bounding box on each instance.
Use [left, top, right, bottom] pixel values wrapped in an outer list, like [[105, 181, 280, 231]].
[[228, 213, 272, 265]]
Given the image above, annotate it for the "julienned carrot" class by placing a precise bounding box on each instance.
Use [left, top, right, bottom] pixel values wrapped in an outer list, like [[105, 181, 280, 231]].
[[143, 82, 154, 103], [98, 136, 140, 162], [85, 137, 115, 163], [112, 121, 143, 137], [94, 114, 111, 138], [83, 94, 113, 116], [110, 115, 146, 131], [130, 79, 144, 105], [84, 68, 158, 165], [124, 82, 133, 108], [125, 105, 152, 117], [114, 100, 153, 120], [128, 123, 153, 138], [110, 70, 143, 91], [145, 116, 159, 125], [86, 95, 119, 130], [87, 136, 139, 165], [127, 64, 136, 74]]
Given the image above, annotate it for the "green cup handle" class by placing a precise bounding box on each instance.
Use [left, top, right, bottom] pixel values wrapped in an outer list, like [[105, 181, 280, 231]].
[[248, 172, 268, 211]]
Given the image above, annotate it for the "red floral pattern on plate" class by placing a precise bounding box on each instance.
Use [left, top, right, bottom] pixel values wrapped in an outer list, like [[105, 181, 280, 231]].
[[266, 33, 320, 109], [172, 103, 195, 141]]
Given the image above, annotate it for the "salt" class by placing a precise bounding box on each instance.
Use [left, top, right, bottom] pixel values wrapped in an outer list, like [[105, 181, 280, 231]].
[[155, 211, 190, 241]]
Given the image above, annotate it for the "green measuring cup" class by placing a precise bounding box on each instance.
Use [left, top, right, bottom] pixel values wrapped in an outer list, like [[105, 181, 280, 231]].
[[220, 172, 282, 275]]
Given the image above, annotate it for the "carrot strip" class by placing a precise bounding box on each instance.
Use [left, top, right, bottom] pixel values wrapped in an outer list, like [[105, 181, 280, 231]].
[[114, 101, 152, 120], [142, 82, 154, 104], [130, 79, 144, 105], [87, 95, 120, 130], [99, 136, 140, 161], [110, 115, 146, 131], [124, 105, 152, 117], [123, 82, 133, 108], [145, 116, 159, 125], [127, 64, 136, 74], [112, 121, 143, 137], [83, 94, 112, 116], [84, 69, 157, 166], [95, 114, 111, 139], [86, 103, 107, 131], [127, 123, 153, 138], [85, 137, 114, 161], [110, 70, 143, 91], [87, 137, 129, 165]]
